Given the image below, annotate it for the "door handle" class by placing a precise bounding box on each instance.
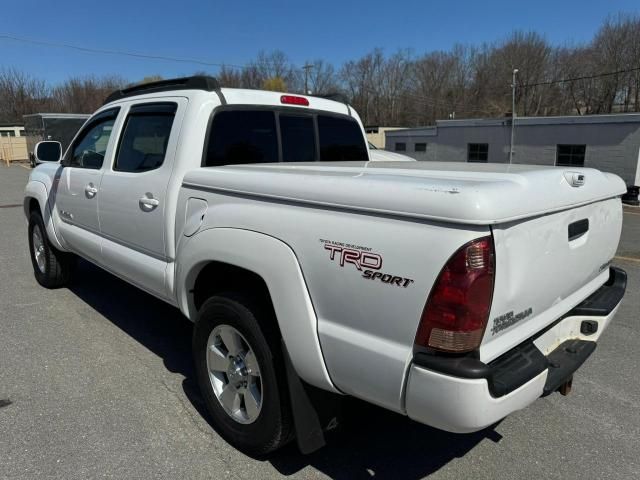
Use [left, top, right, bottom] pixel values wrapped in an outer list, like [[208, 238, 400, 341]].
[[84, 183, 98, 198], [139, 196, 160, 211]]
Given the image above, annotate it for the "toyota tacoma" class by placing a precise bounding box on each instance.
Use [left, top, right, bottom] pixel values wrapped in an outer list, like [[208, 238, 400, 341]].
[[24, 76, 627, 455]]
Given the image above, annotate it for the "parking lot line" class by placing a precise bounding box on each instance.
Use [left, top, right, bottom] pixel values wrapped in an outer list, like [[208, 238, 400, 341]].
[[614, 255, 640, 263]]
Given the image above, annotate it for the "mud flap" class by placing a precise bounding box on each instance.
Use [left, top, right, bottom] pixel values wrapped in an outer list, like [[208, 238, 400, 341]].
[[282, 340, 341, 454]]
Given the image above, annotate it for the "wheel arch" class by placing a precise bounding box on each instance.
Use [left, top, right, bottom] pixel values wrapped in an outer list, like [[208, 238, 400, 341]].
[[24, 180, 66, 251], [177, 227, 338, 393]]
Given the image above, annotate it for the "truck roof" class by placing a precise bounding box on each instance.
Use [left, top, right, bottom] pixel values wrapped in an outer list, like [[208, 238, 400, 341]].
[[102, 75, 352, 116]]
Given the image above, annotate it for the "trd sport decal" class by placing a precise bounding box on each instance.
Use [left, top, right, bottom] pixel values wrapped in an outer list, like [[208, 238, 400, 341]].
[[320, 239, 414, 288]]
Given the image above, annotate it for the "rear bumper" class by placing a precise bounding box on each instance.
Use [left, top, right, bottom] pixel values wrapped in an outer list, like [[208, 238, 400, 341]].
[[404, 266, 626, 433]]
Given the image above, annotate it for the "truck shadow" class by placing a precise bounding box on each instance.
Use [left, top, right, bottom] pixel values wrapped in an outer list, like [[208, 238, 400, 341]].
[[267, 402, 501, 479], [68, 259, 500, 480]]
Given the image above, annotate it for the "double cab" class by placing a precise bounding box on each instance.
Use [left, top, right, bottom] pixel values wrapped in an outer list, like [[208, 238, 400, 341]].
[[24, 76, 627, 455]]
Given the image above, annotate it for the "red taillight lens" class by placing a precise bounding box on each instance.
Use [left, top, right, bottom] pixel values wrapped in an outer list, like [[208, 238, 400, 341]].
[[415, 236, 495, 353], [280, 95, 309, 106]]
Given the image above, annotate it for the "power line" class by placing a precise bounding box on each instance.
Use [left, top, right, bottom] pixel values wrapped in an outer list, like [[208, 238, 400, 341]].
[[361, 86, 504, 115], [0, 33, 250, 70], [521, 66, 640, 88]]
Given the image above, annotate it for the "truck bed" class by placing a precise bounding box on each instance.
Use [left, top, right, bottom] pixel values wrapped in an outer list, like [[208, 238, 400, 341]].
[[183, 161, 626, 225]]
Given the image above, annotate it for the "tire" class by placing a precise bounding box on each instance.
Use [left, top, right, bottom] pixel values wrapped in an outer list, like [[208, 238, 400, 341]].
[[28, 211, 73, 288], [193, 293, 293, 456]]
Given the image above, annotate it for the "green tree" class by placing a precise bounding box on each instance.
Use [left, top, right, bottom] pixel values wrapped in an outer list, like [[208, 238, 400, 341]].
[[262, 76, 287, 92]]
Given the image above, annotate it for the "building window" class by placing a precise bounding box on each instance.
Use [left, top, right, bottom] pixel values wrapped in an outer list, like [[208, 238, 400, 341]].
[[395, 142, 406, 152], [0, 130, 16, 137], [556, 144, 586, 167], [468, 143, 488, 162], [415, 143, 427, 152]]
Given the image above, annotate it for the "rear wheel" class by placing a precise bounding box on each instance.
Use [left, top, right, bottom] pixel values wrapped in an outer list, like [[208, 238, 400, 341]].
[[28, 211, 73, 288], [193, 293, 292, 455]]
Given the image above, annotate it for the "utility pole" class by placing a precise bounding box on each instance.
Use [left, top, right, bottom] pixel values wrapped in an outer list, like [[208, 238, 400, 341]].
[[509, 68, 519, 164], [302, 63, 313, 95]]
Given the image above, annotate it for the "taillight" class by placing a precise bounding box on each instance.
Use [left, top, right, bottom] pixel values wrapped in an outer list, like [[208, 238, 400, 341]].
[[415, 236, 495, 353], [280, 95, 309, 106]]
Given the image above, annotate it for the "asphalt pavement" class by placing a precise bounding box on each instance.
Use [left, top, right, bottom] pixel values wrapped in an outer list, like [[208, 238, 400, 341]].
[[1, 163, 638, 479]]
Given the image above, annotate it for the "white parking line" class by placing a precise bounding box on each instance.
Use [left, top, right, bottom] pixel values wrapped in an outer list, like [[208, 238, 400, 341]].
[[614, 255, 640, 263]]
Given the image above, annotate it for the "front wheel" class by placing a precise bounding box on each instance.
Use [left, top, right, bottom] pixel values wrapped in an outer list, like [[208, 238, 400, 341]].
[[28, 212, 73, 288], [193, 294, 293, 456]]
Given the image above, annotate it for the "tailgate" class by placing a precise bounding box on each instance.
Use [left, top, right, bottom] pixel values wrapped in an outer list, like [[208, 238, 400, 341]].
[[481, 197, 623, 362]]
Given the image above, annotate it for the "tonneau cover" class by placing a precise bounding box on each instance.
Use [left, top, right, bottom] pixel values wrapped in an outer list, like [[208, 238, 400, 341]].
[[182, 161, 626, 225]]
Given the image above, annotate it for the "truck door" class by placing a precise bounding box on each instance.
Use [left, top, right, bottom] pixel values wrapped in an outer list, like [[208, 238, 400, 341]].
[[55, 108, 120, 263], [97, 99, 185, 299]]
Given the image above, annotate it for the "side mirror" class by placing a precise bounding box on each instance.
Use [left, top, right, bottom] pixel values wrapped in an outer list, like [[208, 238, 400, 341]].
[[34, 141, 62, 164]]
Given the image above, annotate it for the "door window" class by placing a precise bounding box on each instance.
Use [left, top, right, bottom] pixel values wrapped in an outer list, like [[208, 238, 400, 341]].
[[66, 108, 119, 169], [114, 103, 177, 172]]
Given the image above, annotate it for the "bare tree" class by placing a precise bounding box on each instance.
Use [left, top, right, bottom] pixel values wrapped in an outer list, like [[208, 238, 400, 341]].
[[50, 76, 127, 113], [217, 66, 243, 88], [0, 68, 50, 122], [304, 59, 338, 95], [2, 14, 640, 126]]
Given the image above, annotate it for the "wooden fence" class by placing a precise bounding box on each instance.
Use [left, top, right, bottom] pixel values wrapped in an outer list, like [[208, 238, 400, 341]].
[[0, 136, 28, 166]]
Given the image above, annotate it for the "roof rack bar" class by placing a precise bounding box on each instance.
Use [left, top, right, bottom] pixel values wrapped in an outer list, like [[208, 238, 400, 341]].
[[310, 92, 352, 115], [103, 75, 221, 105], [311, 92, 350, 104]]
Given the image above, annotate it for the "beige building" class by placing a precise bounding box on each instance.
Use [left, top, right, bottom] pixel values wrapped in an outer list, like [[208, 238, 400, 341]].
[[0, 124, 28, 163], [365, 126, 403, 149]]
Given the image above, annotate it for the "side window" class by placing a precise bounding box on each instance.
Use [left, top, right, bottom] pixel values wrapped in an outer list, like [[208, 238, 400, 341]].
[[205, 110, 277, 167], [556, 144, 586, 167], [279, 114, 316, 162], [467, 143, 489, 162], [67, 108, 119, 169], [317, 115, 368, 161], [114, 103, 177, 173]]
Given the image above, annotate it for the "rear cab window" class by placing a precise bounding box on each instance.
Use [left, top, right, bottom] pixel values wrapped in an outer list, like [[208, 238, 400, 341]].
[[203, 108, 367, 167], [317, 115, 368, 161]]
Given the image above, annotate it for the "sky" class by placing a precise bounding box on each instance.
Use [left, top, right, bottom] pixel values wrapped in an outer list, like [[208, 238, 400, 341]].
[[1, 0, 638, 85]]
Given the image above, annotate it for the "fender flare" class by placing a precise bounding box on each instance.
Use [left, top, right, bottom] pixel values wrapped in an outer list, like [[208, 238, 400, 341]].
[[23, 180, 66, 251], [176, 227, 339, 393]]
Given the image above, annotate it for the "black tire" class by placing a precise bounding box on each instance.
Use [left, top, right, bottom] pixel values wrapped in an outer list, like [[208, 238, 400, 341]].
[[193, 293, 293, 456], [28, 211, 73, 288]]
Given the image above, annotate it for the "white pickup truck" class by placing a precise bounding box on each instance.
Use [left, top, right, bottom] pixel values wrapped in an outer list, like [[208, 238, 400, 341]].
[[24, 76, 627, 455]]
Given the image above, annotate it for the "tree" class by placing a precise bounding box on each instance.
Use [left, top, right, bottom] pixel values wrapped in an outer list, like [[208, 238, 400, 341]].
[[262, 76, 287, 92], [138, 75, 164, 84], [50, 76, 127, 113], [0, 68, 50, 122], [2, 14, 640, 126], [303, 59, 338, 95]]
